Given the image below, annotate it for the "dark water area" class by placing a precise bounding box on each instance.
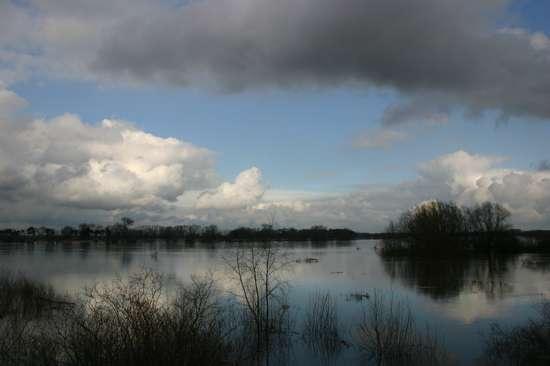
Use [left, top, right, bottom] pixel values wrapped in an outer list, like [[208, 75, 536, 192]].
[[1, 239, 549, 365]]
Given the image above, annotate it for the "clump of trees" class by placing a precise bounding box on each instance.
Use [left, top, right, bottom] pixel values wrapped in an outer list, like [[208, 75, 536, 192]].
[[387, 201, 511, 236], [382, 201, 522, 255]]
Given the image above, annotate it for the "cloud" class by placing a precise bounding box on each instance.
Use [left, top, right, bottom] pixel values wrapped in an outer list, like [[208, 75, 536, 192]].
[[0, 86, 267, 227], [0, 87, 549, 230], [412, 151, 550, 230], [381, 97, 450, 126], [12, 116, 217, 208], [246, 151, 550, 231], [1, 0, 550, 123], [0, 85, 27, 114], [0, 90, 221, 225], [0, 0, 162, 83], [352, 129, 407, 149], [196, 167, 265, 209], [417, 150, 507, 198], [90, 0, 550, 121]]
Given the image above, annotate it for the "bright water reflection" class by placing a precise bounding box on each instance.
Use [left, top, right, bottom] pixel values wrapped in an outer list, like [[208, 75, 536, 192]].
[[0, 240, 549, 365]]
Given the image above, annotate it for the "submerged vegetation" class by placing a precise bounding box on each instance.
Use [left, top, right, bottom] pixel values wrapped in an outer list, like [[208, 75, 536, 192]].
[[0, 271, 72, 319], [302, 292, 342, 359], [0, 246, 297, 366], [356, 291, 453, 366], [222, 246, 293, 361], [483, 302, 550, 365], [0, 271, 238, 366], [0, 263, 548, 365]]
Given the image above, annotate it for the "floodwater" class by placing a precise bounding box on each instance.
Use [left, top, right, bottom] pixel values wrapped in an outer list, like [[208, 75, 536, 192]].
[[1, 239, 549, 365]]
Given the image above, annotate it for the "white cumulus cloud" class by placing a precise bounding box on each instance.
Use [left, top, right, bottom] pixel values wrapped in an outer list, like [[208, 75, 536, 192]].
[[0, 89, 223, 225], [240, 151, 550, 231], [3, 115, 217, 209], [1, 87, 549, 230], [196, 167, 265, 209], [0, 89, 272, 227]]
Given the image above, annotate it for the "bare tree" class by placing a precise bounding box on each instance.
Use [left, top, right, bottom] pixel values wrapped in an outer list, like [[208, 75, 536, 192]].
[[223, 245, 292, 360], [465, 202, 511, 233]]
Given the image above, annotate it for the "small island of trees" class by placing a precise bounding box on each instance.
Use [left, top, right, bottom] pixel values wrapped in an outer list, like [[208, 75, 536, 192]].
[[381, 201, 550, 256]]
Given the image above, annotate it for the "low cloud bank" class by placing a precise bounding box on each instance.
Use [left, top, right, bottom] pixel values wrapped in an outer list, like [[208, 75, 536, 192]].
[[0, 87, 549, 231]]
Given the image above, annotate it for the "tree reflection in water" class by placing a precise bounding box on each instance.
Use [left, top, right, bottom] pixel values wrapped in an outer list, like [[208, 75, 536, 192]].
[[382, 254, 519, 300]]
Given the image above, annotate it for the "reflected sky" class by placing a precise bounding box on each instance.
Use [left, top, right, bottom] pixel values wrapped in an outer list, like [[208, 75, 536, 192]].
[[0, 240, 549, 365]]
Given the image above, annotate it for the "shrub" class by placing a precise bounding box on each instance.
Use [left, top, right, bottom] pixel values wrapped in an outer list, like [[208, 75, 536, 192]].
[[302, 292, 341, 359], [355, 291, 452, 366], [483, 302, 550, 365]]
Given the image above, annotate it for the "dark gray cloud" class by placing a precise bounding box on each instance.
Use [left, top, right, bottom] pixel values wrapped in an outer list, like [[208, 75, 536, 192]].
[[92, 0, 550, 121], [381, 96, 451, 126]]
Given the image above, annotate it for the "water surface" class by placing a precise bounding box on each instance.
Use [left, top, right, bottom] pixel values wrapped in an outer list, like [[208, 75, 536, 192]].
[[1, 240, 549, 365]]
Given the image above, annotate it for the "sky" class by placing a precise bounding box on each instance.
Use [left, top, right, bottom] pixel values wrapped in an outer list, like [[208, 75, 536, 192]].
[[0, 0, 549, 231]]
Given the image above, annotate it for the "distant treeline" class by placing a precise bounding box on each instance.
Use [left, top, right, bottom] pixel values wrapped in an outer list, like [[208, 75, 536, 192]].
[[382, 201, 550, 255], [0, 219, 356, 243], [1, 204, 549, 246]]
